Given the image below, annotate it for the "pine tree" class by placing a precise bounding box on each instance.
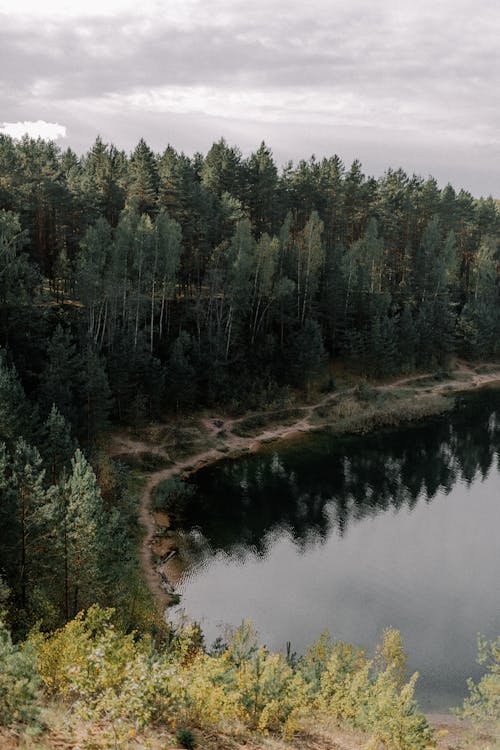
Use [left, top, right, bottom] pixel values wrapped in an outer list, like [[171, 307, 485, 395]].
[[78, 347, 113, 446], [61, 450, 106, 619], [398, 305, 418, 373], [8, 440, 48, 617], [166, 331, 197, 410], [42, 405, 76, 485], [0, 353, 33, 448], [39, 325, 80, 425], [288, 319, 326, 392], [126, 139, 158, 216], [0, 210, 41, 345], [244, 142, 278, 235]]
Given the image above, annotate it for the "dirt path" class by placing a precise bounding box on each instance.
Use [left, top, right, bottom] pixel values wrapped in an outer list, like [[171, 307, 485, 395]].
[[109, 364, 500, 615]]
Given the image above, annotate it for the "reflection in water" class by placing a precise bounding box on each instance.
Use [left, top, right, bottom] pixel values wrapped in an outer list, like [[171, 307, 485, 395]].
[[172, 391, 500, 710], [181, 392, 500, 556]]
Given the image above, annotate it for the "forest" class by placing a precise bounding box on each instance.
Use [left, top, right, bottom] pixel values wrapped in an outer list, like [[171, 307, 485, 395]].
[[0, 133, 499, 748], [1, 132, 500, 625]]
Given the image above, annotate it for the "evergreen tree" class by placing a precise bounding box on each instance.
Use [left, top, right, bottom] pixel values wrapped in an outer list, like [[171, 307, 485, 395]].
[[8, 440, 48, 618], [107, 333, 164, 423], [79, 347, 113, 446], [288, 319, 326, 391], [398, 305, 418, 373], [244, 142, 278, 235], [42, 406, 76, 485], [39, 325, 80, 424], [0, 353, 33, 448], [200, 138, 243, 199], [166, 331, 197, 410], [61, 450, 106, 618], [0, 210, 41, 345], [126, 139, 158, 216]]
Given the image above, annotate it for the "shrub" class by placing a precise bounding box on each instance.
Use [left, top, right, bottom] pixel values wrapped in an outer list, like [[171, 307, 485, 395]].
[[0, 621, 40, 726], [30, 605, 143, 698], [306, 628, 433, 750], [153, 476, 194, 514], [355, 381, 379, 402], [177, 727, 196, 748], [29, 608, 434, 748], [457, 633, 500, 744]]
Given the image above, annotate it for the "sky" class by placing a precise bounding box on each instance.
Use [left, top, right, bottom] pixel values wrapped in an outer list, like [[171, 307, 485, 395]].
[[1, 0, 499, 196]]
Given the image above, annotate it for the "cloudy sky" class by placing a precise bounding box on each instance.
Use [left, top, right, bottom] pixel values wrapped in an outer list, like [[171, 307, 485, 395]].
[[1, 0, 499, 196]]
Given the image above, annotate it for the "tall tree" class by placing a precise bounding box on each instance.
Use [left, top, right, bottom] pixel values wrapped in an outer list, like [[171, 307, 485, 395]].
[[126, 139, 158, 216], [60, 450, 106, 618], [294, 211, 325, 325]]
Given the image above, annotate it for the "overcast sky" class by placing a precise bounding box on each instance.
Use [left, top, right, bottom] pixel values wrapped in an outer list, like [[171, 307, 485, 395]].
[[1, 0, 499, 196]]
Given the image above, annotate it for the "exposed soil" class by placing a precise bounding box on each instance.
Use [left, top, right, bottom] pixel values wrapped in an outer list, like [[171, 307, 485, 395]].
[[0, 714, 481, 749], [108, 362, 500, 614]]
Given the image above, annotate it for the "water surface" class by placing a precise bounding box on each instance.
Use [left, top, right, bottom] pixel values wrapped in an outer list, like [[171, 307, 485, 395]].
[[171, 391, 500, 710]]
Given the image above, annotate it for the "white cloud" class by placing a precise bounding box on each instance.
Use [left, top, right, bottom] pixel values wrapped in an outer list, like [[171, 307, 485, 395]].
[[0, 120, 67, 140], [1, 0, 499, 194], [0, 0, 198, 20]]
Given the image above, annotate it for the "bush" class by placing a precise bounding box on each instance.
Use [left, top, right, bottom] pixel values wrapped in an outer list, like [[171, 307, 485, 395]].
[[153, 476, 194, 514], [177, 728, 196, 748], [29, 608, 434, 748], [457, 633, 500, 743], [0, 621, 40, 726], [355, 381, 379, 402], [308, 628, 433, 750]]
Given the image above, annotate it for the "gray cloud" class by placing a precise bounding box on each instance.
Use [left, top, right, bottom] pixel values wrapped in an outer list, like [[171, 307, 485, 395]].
[[1, 0, 499, 195]]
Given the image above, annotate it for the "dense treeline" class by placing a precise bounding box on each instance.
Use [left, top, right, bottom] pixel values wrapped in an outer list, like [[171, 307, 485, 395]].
[[0, 132, 499, 632], [1, 133, 499, 424]]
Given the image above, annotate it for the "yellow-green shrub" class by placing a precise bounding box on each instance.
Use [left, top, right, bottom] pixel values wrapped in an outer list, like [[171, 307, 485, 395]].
[[236, 649, 308, 737], [29, 608, 435, 748], [314, 640, 370, 722], [30, 605, 143, 698], [458, 634, 500, 746]]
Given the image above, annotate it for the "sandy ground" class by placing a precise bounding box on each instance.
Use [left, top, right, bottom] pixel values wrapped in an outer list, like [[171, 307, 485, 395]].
[[108, 363, 500, 614]]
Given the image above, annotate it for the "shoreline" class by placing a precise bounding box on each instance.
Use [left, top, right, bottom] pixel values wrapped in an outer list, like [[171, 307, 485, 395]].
[[109, 363, 500, 612]]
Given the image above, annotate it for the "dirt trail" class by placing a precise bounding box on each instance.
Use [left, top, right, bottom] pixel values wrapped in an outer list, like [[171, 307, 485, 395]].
[[109, 364, 500, 615]]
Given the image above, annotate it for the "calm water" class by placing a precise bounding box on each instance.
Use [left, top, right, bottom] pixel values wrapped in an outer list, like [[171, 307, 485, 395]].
[[170, 390, 500, 710]]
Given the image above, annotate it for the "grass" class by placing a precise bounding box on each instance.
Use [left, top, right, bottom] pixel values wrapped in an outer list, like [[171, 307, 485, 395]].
[[473, 362, 500, 373], [232, 408, 303, 437], [309, 389, 452, 435], [130, 420, 216, 462], [114, 451, 173, 471]]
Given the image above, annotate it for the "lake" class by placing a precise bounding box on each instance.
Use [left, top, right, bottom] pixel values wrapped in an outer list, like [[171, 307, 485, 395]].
[[170, 389, 500, 710]]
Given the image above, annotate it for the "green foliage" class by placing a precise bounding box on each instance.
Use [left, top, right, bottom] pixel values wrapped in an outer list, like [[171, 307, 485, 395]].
[[0, 620, 40, 727], [39, 325, 80, 426], [288, 319, 327, 390], [167, 332, 197, 410], [177, 727, 196, 748], [41, 405, 76, 484], [0, 134, 498, 441], [153, 476, 194, 514], [0, 137, 499, 746], [458, 634, 500, 743], [312, 628, 434, 750], [0, 353, 34, 448], [28, 609, 433, 748], [79, 346, 113, 446]]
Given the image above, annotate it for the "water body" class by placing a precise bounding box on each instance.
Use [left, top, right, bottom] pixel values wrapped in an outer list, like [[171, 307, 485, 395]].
[[171, 390, 500, 710]]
